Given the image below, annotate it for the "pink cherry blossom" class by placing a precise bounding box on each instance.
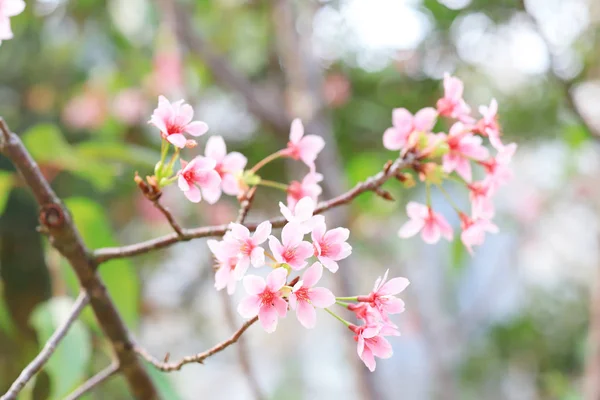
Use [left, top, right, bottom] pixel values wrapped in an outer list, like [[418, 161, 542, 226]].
[[287, 172, 323, 210], [459, 213, 498, 255], [269, 223, 314, 270], [479, 143, 517, 193], [223, 221, 272, 279], [348, 303, 381, 325], [468, 180, 495, 219], [351, 323, 399, 372], [112, 89, 148, 125], [436, 73, 472, 122], [202, 135, 247, 204], [207, 239, 238, 295], [358, 270, 409, 321], [475, 99, 503, 150], [311, 220, 352, 273], [177, 157, 221, 203], [442, 122, 489, 182], [0, 0, 25, 44], [279, 196, 324, 234], [149, 95, 209, 148], [288, 262, 336, 328], [238, 268, 288, 333], [398, 202, 453, 244], [382, 107, 437, 151], [282, 118, 325, 171]]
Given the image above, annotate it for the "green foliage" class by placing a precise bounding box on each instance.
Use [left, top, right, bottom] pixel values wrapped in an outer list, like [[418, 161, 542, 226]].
[[29, 297, 92, 399], [0, 171, 13, 216]]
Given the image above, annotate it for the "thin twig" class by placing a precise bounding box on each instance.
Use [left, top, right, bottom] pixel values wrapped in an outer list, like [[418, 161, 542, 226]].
[[1, 292, 90, 400], [94, 156, 415, 263], [64, 362, 120, 400], [135, 316, 259, 371], [152, 199, 184, 237]]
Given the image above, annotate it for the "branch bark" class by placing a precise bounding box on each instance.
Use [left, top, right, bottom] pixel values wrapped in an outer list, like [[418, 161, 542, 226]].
[[0, 119, 159, 399]]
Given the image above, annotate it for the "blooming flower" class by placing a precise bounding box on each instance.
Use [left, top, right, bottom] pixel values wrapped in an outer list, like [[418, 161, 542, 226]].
[[177, 157, 221, 203], [475, 99, 503, 150], [358, 270, 409, 320], [398, 202, 453, 244], [351, 323, 399, 372], [436, 73, 472, 122], [0, 0, 25, 44], [287, 172, 323, 210], [442, 122, 489, 182], [468, 180, 495, 219], [269, 222, 314, 270], [311, 220, 352, 273], [382, 107, 437, 151], [282, 118, 325, 171], [279, 196, 324, 234], [459, 213, 498, 255], [149, 96, 209, 148], [479, 143, 517, 193], [223, 221, 272, 279], [202, 135, 247, 203], [288, 262, 336, 328], [207, 239, 238, 295], [238, 267, 289, 333]]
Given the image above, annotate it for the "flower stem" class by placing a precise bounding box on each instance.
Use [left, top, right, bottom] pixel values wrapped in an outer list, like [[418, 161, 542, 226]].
[[436, 184, 463, 215], [426, 183, 432, 208], [257, 179, 289, 192], [336, 300, 351, 307], [335, 296, 358, 301], [324, 308, 351, 327], [250, 150, 284, 173]]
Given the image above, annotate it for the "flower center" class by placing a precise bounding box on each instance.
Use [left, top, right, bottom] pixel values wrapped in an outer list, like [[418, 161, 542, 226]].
[[282, 247, 297, 262], [182, 169, 197, 184], [294, 287, 310, 302], [259, 289, 276, 306], [240, 240, 254, 256], [287, 181, 303, 200], [286, 142, 301, 160]]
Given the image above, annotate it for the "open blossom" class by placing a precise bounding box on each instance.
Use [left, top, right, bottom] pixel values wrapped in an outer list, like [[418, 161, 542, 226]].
[[149, 96, 209, 148], [468, 180, 495, 219], [436, 73, 472, 122], [238, 268, 288, 333], [269, 223, 314, 270], [279, 196, 324, 234], [311, 220, 352, 273], [223, 221, 272, 279], [0, 0, 25, 44], [475, 99, 503, 150], [358, 270, 409, 320], [383, 107, 437, 151], [351, 323, 399, 372], [283, 118, 325, 171], [207, 239, 238, 295], [442, 122, 489, 182], [289, 262, 336, 328], [460, 213, 498, 255], [177, 157, 221, 203], [202, 135, 247, 203], [398, 202, 453, 244], [480, 143, 517, 193], [287, 172, 323, 210]]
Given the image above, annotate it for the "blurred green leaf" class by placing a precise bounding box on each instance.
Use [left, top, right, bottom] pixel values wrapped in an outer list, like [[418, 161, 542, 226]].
[[0, 171, 13, 216], [450, 234, 467, 273], [0, 283, 16, 338], [30, 297, 92, 399], [76, 142, 160, 169], [146, 365, 183, 400], [64, 198, 140, 329], [563, 124, 589, 150]]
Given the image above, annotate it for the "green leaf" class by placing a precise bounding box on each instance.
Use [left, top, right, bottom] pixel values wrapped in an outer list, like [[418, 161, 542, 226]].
[[64, 198, 140, 329], [450, 235, 467, 273], [0, 282, 17, 338], [30, 297, 92, 399], [563, 124, 589, 150], [75, 142, 160, 169], [0, 171, 13, 216]]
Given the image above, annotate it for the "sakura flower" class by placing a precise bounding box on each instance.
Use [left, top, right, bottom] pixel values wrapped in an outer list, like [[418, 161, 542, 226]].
[[351, 323, 399, 372], [468, 180, 495, 219], [398, 202, 453, 244], [289, 262, 336, 328], [202, 135, 248, 203], [283, 118, 325, 171], [269, 222, 314, 270], [238, 267, 288, 333], [442, 122, 489, 182], [348, 303, 381, 325], [177, 157, 221, 203], [149, 95, 209, 148], [358, 270, 409, 320], [311, 220, 352, 273], [460, 213, 498, 255], [287, 172, 323, 210], [436, 73, 472, 122], [0, 0, 25, 44], [279, 196, 324, 234], [479, 143, 517, 193], [475, 99, 503, 150], [223, 221, 272, 279], [382, 107, 437, 151], [207, 239, 238, 295]]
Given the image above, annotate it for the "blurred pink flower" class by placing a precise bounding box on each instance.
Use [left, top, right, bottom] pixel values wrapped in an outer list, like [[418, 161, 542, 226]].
[[289, 262, 335, 328], [149, 95, 209, 148], [282, 118, 325, 171], [207, 239, 238, 295], [479, 143, 517, 193], [475, 99, 504, 150], [398, 202, 453, 244], [238, 267, 288, 333], [468, 181, 495, 219], [382, 107, 437, 151], [460, 213, 498, 255], [442, 122, 489, 182], [177, 157, 221, 203], [351, 323, 398, 372], [112, 89, 148, 125], [0, 0, 25, 44], [358, 270, 409, 320], [436, 73, 472, 122], [152, 49, 183, 96], [268, 222, 314, 270], [287, 172, 323, 210], [223, 221, 272, 279], [203, 135, 247, 203], [62, 90, 107, 130], [311, 220, 352, 273], [279, 196, 324, 234]]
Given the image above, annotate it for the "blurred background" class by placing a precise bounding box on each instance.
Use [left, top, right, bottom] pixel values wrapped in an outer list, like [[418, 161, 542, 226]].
[[1, 0, 600, 399]]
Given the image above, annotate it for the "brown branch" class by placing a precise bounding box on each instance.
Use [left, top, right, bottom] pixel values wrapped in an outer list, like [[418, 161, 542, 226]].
[[152, 198, 184, 237], [0, 119, 159, 399], [64, 362, 119, 400], [135, 316, 258, 372], [1, 292, 90, 400]]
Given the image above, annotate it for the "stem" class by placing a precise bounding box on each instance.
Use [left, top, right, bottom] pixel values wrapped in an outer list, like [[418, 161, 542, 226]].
[[336, 300, 352, 307], [335, 296, 359, 301], [426, 183, 432, 208], [157, 139, 169, 177], [437, 184, 463, 215], [164, 147, 180, 175], [250, 150, 285, 173], [257, 179, 289, 192], [324, 308, 351, 327], [264, 252, 278, 263]]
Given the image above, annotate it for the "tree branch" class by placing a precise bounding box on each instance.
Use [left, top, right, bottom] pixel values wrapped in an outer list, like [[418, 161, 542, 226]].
[[93, 156, 415, 263], [0, 119, 159, 399], [1, 292, 90, 400], [152, 198, 184, 238], [64, 362, 119, 400]]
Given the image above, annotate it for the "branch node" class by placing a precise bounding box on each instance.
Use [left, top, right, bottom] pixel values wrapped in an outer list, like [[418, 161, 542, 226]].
[[39, 203, 65, 229]]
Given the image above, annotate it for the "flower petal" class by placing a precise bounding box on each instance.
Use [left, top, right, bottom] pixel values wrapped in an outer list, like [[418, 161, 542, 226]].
[[308, 287, 335, 308], [266, 267, 288, 291], [243, 275, 266, 295], [205, 135, 226, 161], [185, 121, 209, 137], [258, 305, 279, 333], [302, 262, 323, 287], [237, 295, 261, 318], [296, 301, 316, 329]]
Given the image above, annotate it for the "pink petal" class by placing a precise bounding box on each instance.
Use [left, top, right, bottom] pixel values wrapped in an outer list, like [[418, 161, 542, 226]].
[[273, 296, 288, 317], [196, 170, 221, 189], [406, 202, 429, 219], [384, 297, 406, 314], [234, 257, 250, 280], [215, 265, 232, 291], [398, 219, 424, 239], [222, 152, 247, 172], [237, 295, 261, 318], [268, 237, 285, 263], [319, 257, 339, 273], [308, 287, 335, 308], [279, 202, 295, 222], [311, 220, 326, 242], [243, 275, 266, 295], [434, 214, 454, 241], [302, 262, 323, 287], [367, 336, 393, 359], [294, 242, 315, 263], [190, 156, 217, 171], [266, 267, 288, 291], [288, 293, 297, 310], [296, 301, 316, 329], [175, 103, 194, 127], [298, 135, 325, 165], [201, 186, 222, 205], [360, 348, 377, 372], [392, 108, 413, 131], [378, 277, 410, 296], [148, 114, 167, 133], [281, 222, 304, 247], [324, 227, 349, 244], [167, 133, 187, 148], [229, 223, 250, 240], [178, 175, 190, 191], [289, 118, 304, 143], [185, 121, 209, 137], [221, 174, 241, 196], [383, 127, 405, 151], [444, 73, 463, 100], [207, 239, 226, 260], [250, 247, 265, 267], [258, 305, 279, 333], [455, 158, 472, 182], [184, 185, 202, 203], [421, 220, 441, 244], [413, 107, 437, 132], [4, 0, 26, 17], [294, 197, 315, 221], [252, 221, 272, 244], [205, 135, 226, 161]]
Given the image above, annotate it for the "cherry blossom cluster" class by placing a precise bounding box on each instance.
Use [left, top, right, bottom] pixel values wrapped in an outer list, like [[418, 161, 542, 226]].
[[0, 0, 25, 45], [385, 73, 517, 254]]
